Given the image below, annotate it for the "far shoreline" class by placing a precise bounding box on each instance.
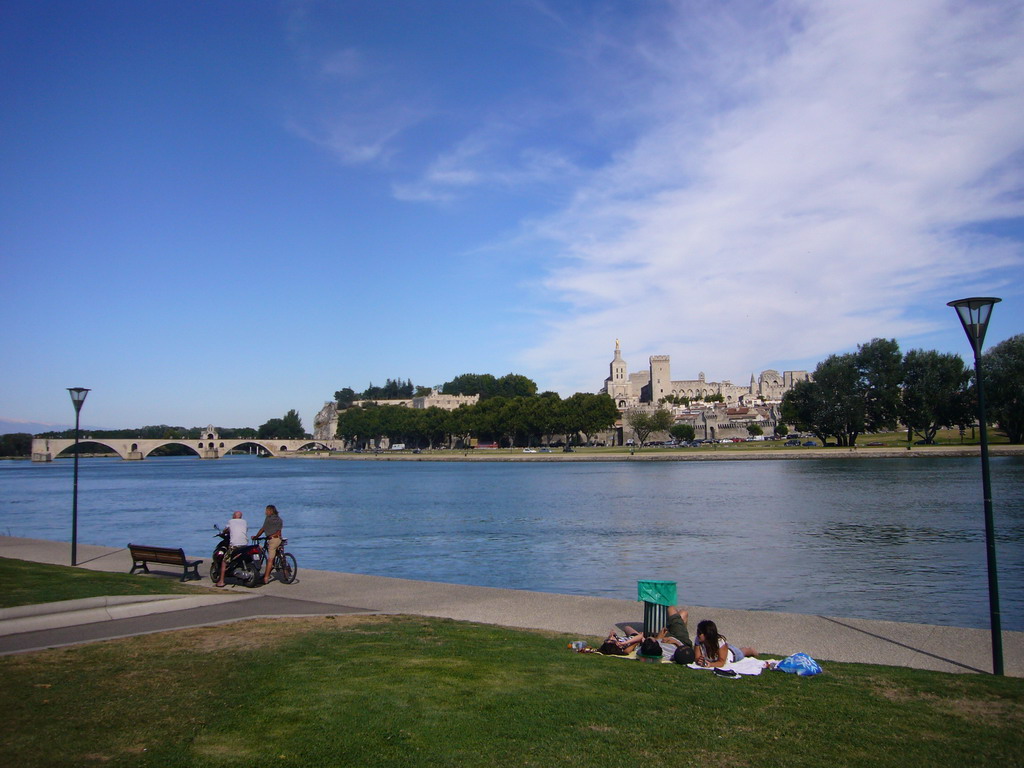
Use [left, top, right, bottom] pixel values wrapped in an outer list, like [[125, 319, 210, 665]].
[[286, 444, 1024, 463]]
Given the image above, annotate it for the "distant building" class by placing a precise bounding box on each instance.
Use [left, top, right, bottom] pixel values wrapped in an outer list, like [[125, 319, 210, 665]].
[[312, 390, 480, 441], [412, 390, 480, 411], [603, 340, 809, 409]]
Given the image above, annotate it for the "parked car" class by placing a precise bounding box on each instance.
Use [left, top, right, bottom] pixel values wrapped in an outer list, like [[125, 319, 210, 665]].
[[785, 439, 801, 446], [803, 441, 817, 447], [522, 448, 537, 453]]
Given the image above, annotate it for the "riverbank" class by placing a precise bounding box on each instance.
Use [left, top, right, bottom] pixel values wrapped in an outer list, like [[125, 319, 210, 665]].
[[3, 536, 1022, 677], [288, 444, 1024, 462]]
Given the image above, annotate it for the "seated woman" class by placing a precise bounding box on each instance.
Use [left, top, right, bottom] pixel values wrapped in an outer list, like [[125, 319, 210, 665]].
[[693, 619, 757, 668]]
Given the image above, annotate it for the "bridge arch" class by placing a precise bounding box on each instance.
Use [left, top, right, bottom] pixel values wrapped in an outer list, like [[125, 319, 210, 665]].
[[53, 439, 128, 460], [139, 441, 203, 459], [294, 441, 332, 452]]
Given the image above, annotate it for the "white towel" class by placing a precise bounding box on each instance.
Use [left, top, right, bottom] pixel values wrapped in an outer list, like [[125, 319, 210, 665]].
[[687, 656, 776, 676]]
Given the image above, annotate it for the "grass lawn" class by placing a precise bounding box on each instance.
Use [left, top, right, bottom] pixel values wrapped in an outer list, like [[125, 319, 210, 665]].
[[3, 615, 1022, 767], [2, 562, 1022, 767], [0, 556, 208, 609]]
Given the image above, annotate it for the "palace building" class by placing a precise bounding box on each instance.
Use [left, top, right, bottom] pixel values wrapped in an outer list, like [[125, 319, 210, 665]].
[[603, 340, 810, 409]]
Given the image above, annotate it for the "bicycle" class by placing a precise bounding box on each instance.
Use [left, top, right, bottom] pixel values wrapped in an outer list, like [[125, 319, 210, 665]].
[[255, 536, 298, 584]]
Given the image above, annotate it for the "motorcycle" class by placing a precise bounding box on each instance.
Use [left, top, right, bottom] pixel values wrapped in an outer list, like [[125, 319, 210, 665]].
[[210, 525, 263, 587]]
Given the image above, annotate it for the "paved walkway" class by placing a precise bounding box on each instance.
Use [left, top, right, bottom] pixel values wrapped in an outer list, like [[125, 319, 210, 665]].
[[1, 536, 1020, 676]]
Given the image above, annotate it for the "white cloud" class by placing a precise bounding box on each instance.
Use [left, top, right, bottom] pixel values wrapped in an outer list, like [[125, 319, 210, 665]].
[[521, 0, 1024, 393], [289, 104, 424, 166], [392, 124, 582, 202]]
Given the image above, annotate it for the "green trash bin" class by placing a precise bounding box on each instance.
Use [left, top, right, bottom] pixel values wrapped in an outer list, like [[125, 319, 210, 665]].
[[638, 580, 677, 634]]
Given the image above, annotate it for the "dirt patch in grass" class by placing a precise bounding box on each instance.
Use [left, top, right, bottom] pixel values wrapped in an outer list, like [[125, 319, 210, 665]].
[[869, 677, 1022, 726], [929, 694, 1022, 724]]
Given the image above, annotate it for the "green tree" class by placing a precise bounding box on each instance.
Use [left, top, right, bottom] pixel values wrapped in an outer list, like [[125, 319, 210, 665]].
[[533, 392, 565, 446], [747, 424, 763, 437], [781, 338, 903, 446], [495, 373, 538, 399], [258, 409, 305, 439], [442, 373, 498, 399], [670, 424, 695, 442], [562, 393, 618, 445], [901, 349, 973, 444], [774, 424, 789, 437], [337, 405, 380, 449], [0, 433, 32, 457], [858, 338, 903, 433], [660, 394, 691, 406], [447, 405, 476, 449], [441, 372, 538, 400], [982, 334, 1024, 443], [362, 378, 414, 400], [420, 407, 451, 449], [626, 408, 673, 448], [650, 408, 675, 435], [334, 388, 357, 408]]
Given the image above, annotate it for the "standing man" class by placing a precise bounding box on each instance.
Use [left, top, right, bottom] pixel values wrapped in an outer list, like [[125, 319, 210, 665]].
[[215, 510, 248, 587], [253, 504, 283, 584]]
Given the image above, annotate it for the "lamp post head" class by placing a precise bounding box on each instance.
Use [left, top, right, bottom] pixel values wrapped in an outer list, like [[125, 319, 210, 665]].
[[67, 387, 90, 414], [947, 297, 1001, 357]]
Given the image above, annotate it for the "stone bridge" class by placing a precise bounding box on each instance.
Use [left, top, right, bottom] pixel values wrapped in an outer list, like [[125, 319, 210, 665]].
[[31, 434, 340, 461]]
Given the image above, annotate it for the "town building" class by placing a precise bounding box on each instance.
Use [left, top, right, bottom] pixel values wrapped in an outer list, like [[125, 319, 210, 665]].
[[602, 340, 811, 444], [603, 340, 809, 408]]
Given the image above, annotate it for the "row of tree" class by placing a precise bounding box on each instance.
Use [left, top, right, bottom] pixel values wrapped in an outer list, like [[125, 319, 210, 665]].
[[334, 373, 540, 409], [334, 379, 417, 405], [28, 410, 309, 446], [335, 392, 619, 449], [0, 433, 32, 457], [781, 335, 1024, 446]]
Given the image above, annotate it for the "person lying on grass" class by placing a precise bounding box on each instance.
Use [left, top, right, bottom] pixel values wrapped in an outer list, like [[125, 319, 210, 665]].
[[596, 605, 696, 664], [693, 619, 757, 667], [597, 626, 644, 655]]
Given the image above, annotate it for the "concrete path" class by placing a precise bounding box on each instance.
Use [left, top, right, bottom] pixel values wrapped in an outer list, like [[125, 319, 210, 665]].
[[1, 536, 1020, 676]]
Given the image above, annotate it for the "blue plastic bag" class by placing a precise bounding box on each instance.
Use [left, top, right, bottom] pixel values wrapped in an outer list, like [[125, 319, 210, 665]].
[[776, 652, 823, 676]]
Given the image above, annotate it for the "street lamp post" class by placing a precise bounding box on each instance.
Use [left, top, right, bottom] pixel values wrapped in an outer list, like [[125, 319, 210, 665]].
[[947, 297, 1002, 675], [67, 387, 90, 567]]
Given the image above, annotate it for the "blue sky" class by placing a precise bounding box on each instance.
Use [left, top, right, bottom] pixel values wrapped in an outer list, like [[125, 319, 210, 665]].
[[2, 0, 1022, 431]]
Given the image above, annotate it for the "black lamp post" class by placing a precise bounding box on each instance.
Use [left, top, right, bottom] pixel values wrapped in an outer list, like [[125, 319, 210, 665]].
[[67, 387, 90, 567], [947, 297, 1002, 675]]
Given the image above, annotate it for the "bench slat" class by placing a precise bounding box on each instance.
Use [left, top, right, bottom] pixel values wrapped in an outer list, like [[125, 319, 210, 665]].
[[128, 543, 203, 582]]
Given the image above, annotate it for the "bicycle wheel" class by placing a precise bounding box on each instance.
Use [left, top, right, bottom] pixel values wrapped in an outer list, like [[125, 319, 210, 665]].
[[277, 552, 297, 584]]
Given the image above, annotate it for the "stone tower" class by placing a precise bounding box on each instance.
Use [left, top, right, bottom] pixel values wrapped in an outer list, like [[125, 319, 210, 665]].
[[649, 355, 671, 403], [605, 339, 632, 405]]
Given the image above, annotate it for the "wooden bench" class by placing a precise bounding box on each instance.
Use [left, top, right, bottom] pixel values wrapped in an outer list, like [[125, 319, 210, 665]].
[[128, 544, 203, 582]]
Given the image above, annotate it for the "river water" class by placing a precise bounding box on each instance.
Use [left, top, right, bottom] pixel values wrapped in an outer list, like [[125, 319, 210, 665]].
[[1, 455, 1022, 630]]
